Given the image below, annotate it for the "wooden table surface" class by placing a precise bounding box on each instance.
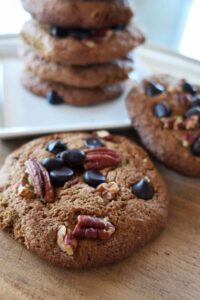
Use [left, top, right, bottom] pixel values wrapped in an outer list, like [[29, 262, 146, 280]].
[[0, 132, 199, 300]]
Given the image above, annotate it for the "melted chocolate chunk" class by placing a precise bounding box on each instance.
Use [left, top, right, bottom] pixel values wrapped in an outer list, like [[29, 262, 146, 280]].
[[132, 178, 154, 200], [50, 167, 74, 187], [46, 140, 67, 154], [154, 102, 172, 118], [146, 82, 165, 97]]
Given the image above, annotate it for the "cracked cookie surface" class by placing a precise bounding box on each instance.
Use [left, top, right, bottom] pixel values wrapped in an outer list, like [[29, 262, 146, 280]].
[[0, 132, 169, 268]]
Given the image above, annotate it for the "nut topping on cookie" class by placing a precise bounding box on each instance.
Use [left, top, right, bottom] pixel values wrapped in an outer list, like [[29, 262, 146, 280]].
[[18, 174, 35, 199], [25, 159, 54, 203], [96, 182, 120, 201], [191, 137, 200, 156], [72, 215, 115, 240], [57, 225, 77, 256], [84, 147, 121, 170], [132, 177, 154, 200]]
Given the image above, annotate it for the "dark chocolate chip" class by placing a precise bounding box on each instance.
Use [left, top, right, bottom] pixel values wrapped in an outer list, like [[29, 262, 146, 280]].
[[132, 178, 154, 200], [50, 26, 91, 39], [83, 170, 106, 188], [47, 91, 63, 105], [146, 82, 165, 97], [185, 107, 200, 118], [191, 94, 200, 107], [191, 137, 200, 156], [50, 167, 74, 187], [154, 102, 172, 118], [182, 81, 197, 96], [59, 149, 86, 168], [46, 140, 67, 154], [42, 158, 64, 172], [85, 137, 104, 148]]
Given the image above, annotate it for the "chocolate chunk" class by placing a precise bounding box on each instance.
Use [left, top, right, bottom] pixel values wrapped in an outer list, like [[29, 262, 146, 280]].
[[185, 107, 200, 118], [191, 94, 200, 107], [182, 81, 197, 96], [85, 138, 104, 148], [191, 137, 200, 156], [42, 158, 64, 171], [50, 167, 74, 187], [154, 102, 172, 118], [50, 26, 91, 39], [46, 140, 67, 154], [59, 149, 86, 168], [132, 178, 154, 200], [47, 91, 63, 105], [83, 170, 106, 188], [146, 82, 165, 97]]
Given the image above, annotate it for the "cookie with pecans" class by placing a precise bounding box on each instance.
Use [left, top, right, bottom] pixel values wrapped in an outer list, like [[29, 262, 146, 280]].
[[0, 132, 169, 268], [21, 20, 145, 65], [126, 74, 200, 177], [21, 0, 133, 29]]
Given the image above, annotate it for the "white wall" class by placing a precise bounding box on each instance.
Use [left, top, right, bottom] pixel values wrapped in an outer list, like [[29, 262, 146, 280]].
[[131, 0, 192, 49]]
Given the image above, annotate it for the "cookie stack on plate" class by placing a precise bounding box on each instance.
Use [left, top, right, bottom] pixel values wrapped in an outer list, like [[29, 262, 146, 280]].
[[20, 0, 145, 106]]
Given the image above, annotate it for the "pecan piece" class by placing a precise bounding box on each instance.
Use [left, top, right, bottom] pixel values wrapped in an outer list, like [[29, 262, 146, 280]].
[[184, 115, 199, 130], [72, 215, 115, 240], [181, 133, 200, 148], [95, 130, 114, 141], [96, 182, 120, 201], [57, 225, 77, 256], [25, 159, 54, 203], [84, 147, 121, 170]]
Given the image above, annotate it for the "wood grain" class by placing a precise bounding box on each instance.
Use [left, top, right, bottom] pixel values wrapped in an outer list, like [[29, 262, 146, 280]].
[[0, 133, 199, 300]]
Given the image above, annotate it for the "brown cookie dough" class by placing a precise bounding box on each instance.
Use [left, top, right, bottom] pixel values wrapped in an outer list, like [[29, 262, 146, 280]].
[[21, 0, 133, 29], [0, 132, 170, 268], [22, 71, 123, 106], [21, 20, 145, 65], [126, 74, 200, 177], [22, 45, 133, 88]]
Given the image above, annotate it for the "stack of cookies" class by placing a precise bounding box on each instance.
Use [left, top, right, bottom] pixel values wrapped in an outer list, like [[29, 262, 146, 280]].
[[20, 0, 145, 106]]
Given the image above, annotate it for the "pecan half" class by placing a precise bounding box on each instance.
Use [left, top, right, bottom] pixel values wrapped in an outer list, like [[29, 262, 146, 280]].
[[181, 133, 200, 148], [57, 225, 77, 256], [84, 147, 121, 170], [96, 182, 120, 201], [72, 215, 115, 240], [25, 159, 54, 203]]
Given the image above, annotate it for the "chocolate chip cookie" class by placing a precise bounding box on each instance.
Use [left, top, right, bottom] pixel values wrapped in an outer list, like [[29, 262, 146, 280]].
[[126, 75, 200, 177], [0, 132, 169, 268], [21, 20, 145, 65], [22, 45, 133, 88], [22, 71, 123, 106], [21, 0, 133, 29]]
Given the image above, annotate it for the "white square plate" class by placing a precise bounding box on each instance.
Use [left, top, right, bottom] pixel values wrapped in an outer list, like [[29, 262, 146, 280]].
[[0, 40, 199, 138]]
